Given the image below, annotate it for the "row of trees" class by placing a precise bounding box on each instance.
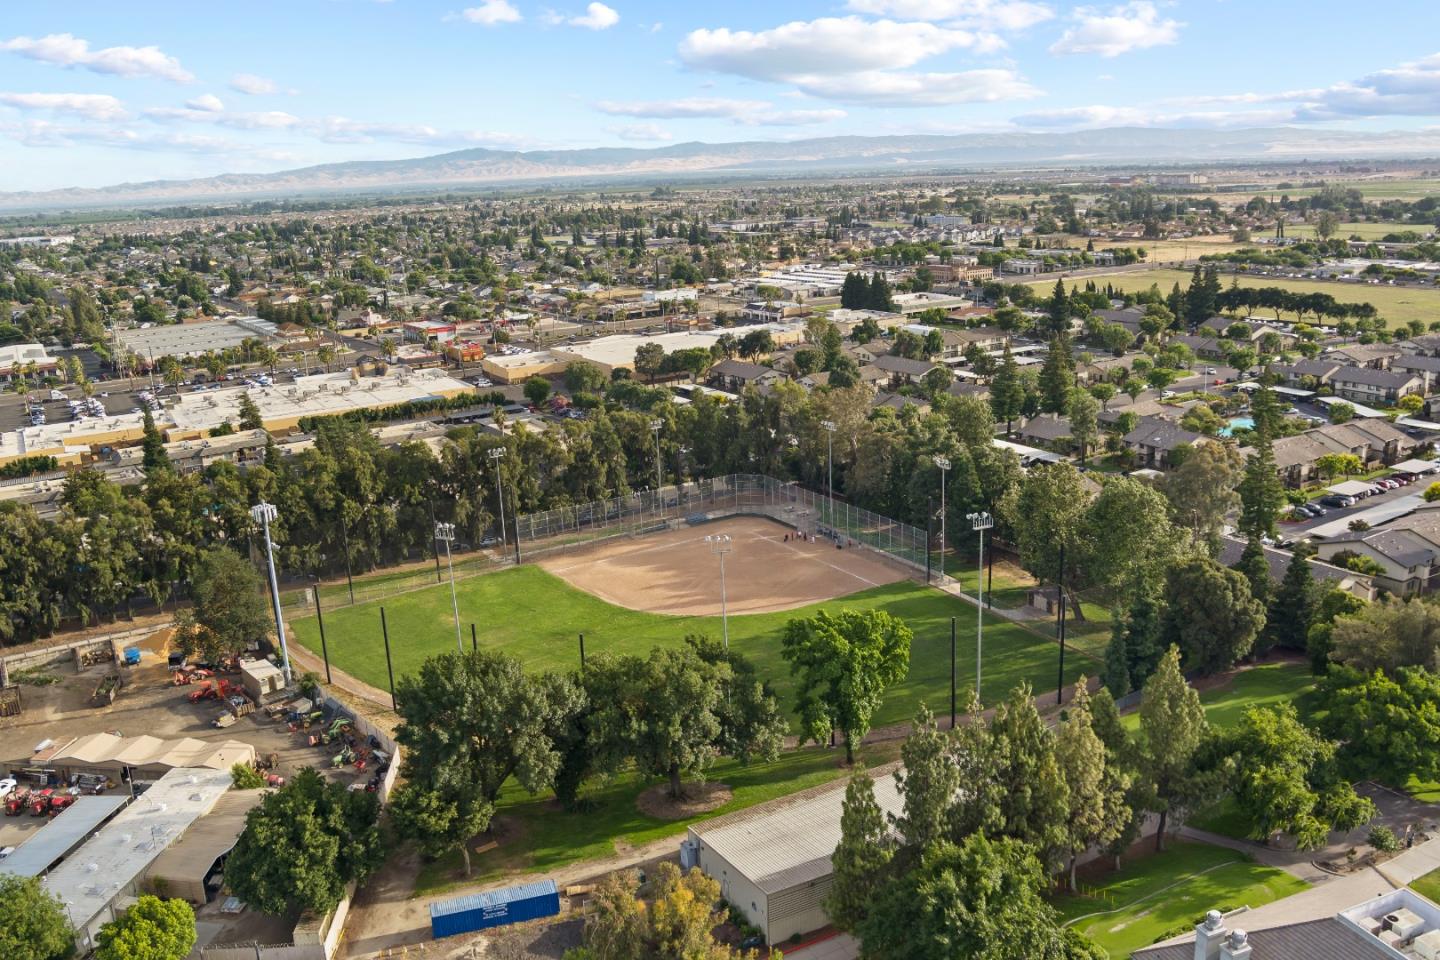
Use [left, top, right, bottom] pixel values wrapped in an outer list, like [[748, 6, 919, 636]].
[[829, 648, 1376, 960], [0, 874, 196, 960]]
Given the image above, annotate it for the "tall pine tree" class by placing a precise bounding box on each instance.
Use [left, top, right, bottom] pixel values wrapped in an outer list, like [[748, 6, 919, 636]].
[[1238, 386, 1286, 540], [1269, 543, 1318, 650], [1038, 333, 1075, 414], [990, 342, 1025, 436]]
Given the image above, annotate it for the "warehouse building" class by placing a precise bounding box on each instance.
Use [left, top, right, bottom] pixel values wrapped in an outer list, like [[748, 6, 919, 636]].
[[113, 317, 277, 361], [685, 772, 903, 945], [144, 788, 264, 902], [0, 795, 130, 878], [11, 732, 256, 785]]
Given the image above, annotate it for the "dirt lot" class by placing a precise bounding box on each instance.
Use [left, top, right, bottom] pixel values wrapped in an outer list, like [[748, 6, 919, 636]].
[[537, 516, 907, 616], [0, 625, 372, 849]]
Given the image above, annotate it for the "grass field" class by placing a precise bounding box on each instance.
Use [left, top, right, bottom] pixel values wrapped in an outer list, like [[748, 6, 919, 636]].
[[1030, 267, 1440, 327], [1053, 842, 1308, 958], [1123, 661, 1316, 735], [414, 739, 901, 894], [290, 565, 1087, 727], [1284, 221, 1422, 240], [1414, 867, 1440, 905]]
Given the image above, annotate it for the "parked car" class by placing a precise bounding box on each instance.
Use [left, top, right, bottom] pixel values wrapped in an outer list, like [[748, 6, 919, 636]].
[[1305, 503, 1329, 517], [1320, 494, 1356, 508], [0, 778, 16, 800]]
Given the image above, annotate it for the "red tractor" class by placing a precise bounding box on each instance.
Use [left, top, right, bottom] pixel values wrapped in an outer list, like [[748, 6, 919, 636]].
[[4, 787, 30, 816], [29, 788, 54, 816], [48, 793, 75, 816], [188, 678, 236, 704]]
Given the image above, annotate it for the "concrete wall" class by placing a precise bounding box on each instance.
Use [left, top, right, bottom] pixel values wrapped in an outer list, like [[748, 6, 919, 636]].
[[0, 625, 153, 686], [202, 944, 325, 960]]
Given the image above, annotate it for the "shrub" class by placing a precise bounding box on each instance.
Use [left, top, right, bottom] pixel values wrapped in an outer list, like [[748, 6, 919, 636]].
[[1369, 825, 1401, 853], [231, 763, 265, 789]]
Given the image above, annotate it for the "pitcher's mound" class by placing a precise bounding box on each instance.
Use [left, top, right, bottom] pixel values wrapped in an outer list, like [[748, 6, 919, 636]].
[[637, 781, 732, 820]]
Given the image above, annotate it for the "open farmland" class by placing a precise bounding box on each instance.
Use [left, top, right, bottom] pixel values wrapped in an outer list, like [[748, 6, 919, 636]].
[[1030, 267, 1440, 327]]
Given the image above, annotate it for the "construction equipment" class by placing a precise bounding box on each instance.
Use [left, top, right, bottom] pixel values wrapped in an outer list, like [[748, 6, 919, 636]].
[[5, 787, 31, 816], [48, 793, 75, 816], [29, 788, 53, 816], [331, 747, 355, 768], [188, 678, 237, 704]]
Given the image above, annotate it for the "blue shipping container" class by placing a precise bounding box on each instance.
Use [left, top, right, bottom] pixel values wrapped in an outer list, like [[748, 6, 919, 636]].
[[430, 879, 561, 938]]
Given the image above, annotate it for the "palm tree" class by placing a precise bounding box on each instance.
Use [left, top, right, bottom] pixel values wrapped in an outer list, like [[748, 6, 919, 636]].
[[380, 338, 398, 361], [318, 345, 336, 372]]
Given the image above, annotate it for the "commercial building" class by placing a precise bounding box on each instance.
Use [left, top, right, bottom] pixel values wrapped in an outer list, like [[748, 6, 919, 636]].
[[36, 767, 234, 952], [113, 317, 277, 361], [144, 788, 264, 902], [12, 732, 256, 784], [0, 796, 130, 878], [685, 773, 904, 945], [0, 342, 58, 378]]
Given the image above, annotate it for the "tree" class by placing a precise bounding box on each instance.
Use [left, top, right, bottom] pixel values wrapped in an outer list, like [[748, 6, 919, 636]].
[[1317, 665, 1440, 786], [581, 863, 756, 960], [227, 768, 384, 916], [1328, 596, 1440, 673], [1238, 386, 1286, 541], [1315, 210, 1340, 240], [1003, 462, 1090, 601], [1269, 544, 1318, 651], [1315, 452, 1362, 481], [1329, 401, 1355, 424], [565, 361, 608, 395], [857, 835, 1098, 960], [1045, 278, 1071, 338], [141, 408, 170, 475], [1235, 536, 1272, 608], [1038, 335, 1075, 413], [1103, 588, 1166, 696], [1162, 441, 1243, 551], [1218, 704, 1375, 848], [96, 895, 197, 960], [634, 342, 665, 382], [1082, 476, 1184, 604], [988, 684, 1070, 861], [738, 328, 775, 362], [1139, 646, 1208, 850], [237, 393, 264, 431], [393, 650, 582, 873], [1425, 481, 1440, 503], [172, 546, 272, 664], [588, 642, 784, 799], [893, 704, 961, 851], [989, 342, 1025, 436], [1162, 558, 1266, 674], [781, 609, 912, 764], [0, 874, 72, 960], [1066, 387, 1099, 462], [828, 774, 896, 932], [1054, 682, 1130, 890], [524, 377, 551, 406]]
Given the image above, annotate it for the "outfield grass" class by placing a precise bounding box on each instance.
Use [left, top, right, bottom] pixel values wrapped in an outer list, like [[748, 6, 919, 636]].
[[1414, 867, 1440, 906], [1123, 661, 1316, 735], [1029, 267, 1440, 327], [414, 740, 901, 895], [1053, 841, 1308, 958], [290, 565, 1086, 727], [1285, 221, 1421, 240]]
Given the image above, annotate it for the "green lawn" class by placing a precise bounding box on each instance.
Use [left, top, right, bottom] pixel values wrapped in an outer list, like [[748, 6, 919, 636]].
[[414, 740, 901, 895], [1285, 221, 1421, 240], [1123, 661, 1316, 734], [1053, 842, 1308, 958], [289, 565, 1084, 727], [1413, 867, 1440, 906], [1028, 267, 1440, 327]]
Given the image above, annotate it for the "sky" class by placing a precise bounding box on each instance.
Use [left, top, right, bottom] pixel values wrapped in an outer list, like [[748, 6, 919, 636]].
[[1, 1, 1438, 192]]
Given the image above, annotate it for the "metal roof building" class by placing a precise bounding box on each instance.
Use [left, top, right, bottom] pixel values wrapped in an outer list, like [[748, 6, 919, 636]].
[[686, 772, 904, 946], [38, 767, 232, 953], [0, 795, 130, 878]]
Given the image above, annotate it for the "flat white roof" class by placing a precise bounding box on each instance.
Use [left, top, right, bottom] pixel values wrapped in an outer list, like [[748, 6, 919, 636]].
[[0, 796, 130, 878], [114, 318, 276, 360], [40, 768, 232, 933], [692, 773, 902, 894]]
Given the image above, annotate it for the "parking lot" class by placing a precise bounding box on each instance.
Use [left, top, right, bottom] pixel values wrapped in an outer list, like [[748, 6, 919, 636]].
[[1283, 468, 1437, 536]]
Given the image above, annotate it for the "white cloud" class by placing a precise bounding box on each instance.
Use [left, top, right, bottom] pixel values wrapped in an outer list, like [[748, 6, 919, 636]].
[[607, 122, 673, 142], [459, 0, 523, 25], [0, 33, 193, 82], [1291, 52, 1440, 120], [1049, 2, 1181, 57], [229, 73, 278, 96], [679, 17, 989, 81], [794, 69, 1040, 106], [0, 92, 128, 121], [594, 97, 771, 118], [845, 0, 1054, 31], [185, 94, 225, 113], [745, 108, 848, 126], [145, 105, 301, 129], [559, 3, 619, 29], [1012, 104, 1291, 129]]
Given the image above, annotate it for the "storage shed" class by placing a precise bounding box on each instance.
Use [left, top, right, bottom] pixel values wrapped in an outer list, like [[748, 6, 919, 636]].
[[240, 659, 285, 702], [430, 879, 561, 938], [686, 773, 904, 945]]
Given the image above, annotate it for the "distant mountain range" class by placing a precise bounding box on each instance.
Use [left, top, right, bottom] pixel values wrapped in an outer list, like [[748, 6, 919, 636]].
[[4, 126, 1439, 213]]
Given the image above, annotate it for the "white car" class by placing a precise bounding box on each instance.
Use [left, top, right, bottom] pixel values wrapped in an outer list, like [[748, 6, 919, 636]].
[[0, 778, 16, 800]]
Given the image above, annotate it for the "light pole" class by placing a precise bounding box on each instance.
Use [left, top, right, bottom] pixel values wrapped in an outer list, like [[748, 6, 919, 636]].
[[706, 534, 732, 651], [821, 420, 836, 533], [435, 521, 462, 653], [968, 511, 993, 697], [488, 447, 507, 549], [933, 455, 951, 582], [250, 502, 292, 686], [650, 418, 664, 512]]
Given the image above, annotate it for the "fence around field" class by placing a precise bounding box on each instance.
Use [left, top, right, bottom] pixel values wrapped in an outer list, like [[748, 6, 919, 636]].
[[278, 545, 509, 619], [515, 473, 944, 583]]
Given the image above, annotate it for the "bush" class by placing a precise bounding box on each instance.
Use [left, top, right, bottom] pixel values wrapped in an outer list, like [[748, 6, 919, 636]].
[[231, 763, 265, 789], [1369, 825, 1401, 853]]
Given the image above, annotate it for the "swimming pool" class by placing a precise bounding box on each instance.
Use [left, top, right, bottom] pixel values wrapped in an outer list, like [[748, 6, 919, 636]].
[[1219, 417, 1255, 437]]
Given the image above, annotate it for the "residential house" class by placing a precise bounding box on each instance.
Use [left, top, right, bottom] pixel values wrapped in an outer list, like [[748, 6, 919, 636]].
[[1400, 333, 1440, 357], [1123, 416, 1207, 468], [1270, 359, 1342, 389], [1389, 353, 1440, 393], [1330, 366, 1422, 405], [1018, 414, 1074, 453], [947, 380, 991, 402], [707, 359, 785, 393], [1314, 512, 1440, 597], [872, 393, 931, 415], [1217, 535, 1374, 600], [1092, 307, 1147, 341], [945, 326, 1010, 356], [1327, 343, 1402, 369], [871, 354, 941, 389], [1170, 334, 1227, 361], [1264, 419, 1416, 486]]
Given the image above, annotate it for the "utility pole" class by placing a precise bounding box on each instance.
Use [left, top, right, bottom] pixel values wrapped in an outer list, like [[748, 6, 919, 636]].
[[488, 447, 507, 550], [435, 521, 462, 653], [251, 502, 292, 686], [968, 511, 993, 697]]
